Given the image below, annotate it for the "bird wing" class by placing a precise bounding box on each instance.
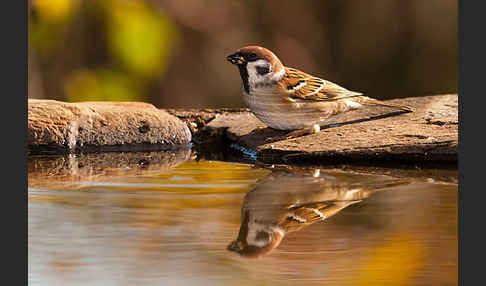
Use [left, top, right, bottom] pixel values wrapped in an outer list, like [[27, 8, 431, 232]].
[[282, 67, 363, 101], [279, 200, 364, 233], [279, 202, 331, 232]]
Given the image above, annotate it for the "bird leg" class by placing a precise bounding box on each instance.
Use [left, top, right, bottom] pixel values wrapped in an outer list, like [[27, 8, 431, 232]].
[[265, 124, 320, 142], [286, 124, 320, 138]]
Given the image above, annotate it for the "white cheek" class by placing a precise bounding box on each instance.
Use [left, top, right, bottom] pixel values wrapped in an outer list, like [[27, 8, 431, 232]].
[[271, 68, 285, 82], [246, 221, 285, 247], [246, 221, 270, 247], [247, 60, 271, 86]]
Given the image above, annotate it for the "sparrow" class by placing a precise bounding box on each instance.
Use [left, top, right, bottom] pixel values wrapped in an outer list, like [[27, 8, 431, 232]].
[[226, 46, 412, 138], [227, 168, 407, 258]]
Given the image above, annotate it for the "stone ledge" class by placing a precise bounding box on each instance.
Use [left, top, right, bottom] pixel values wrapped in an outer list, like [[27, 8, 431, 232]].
[[28, 95, 458, 165], [28, 99, 192, 154], [186, 94, 458, 164]]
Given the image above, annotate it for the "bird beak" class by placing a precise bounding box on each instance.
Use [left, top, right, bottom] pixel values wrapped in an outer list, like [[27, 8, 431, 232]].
[[227, 240, 242, 253], [226, 53, 245, 65]]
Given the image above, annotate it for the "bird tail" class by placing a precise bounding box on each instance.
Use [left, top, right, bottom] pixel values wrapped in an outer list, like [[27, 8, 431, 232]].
[[362, 98, 414, 113]]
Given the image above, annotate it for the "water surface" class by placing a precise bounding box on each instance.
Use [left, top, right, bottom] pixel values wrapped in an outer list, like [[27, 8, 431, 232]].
[[28, 151, 457, 285]]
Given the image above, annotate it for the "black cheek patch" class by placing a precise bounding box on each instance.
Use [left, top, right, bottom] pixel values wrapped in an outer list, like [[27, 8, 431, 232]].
[[256, 65, 271, 75], [255, 231, 270, 241]]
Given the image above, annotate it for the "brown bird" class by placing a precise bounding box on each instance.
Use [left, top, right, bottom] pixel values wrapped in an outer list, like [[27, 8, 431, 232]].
[[227, 168, 407, 258], [226, 46, 412, 138]]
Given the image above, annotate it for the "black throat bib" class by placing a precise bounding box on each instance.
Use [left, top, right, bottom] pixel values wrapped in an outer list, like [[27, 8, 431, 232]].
[[237, 63, 250, 93]]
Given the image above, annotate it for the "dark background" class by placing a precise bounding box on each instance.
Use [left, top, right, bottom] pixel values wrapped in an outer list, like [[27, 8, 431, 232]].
[[28, 0, 457, 108]]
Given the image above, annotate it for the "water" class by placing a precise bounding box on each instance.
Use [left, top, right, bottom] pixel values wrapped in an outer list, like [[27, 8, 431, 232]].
[[28, 151, 457, 285]]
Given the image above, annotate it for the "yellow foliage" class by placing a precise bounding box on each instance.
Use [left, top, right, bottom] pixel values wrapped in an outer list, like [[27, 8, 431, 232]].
[[34, 0, 74, 21], [64, 69, 144, 102], [104, 0, 177, 78], [64, 70, 100, 102], [29, 0, 77, 56]]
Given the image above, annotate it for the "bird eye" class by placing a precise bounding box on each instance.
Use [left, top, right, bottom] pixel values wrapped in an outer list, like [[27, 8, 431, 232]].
[[247, 53, 258, 61], [256, 65, 270, 75]]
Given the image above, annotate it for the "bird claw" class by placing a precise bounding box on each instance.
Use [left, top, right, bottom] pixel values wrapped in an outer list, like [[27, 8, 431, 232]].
[[264, 127, 319, 143]]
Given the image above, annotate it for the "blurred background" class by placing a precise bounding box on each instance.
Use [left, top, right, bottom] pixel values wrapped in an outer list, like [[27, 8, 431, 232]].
[[28, 0, 457, 108]]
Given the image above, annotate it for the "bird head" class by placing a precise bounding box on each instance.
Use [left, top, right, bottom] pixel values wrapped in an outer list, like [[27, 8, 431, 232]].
[[227, 210, 285, 258], [226, 46, 284, 93]]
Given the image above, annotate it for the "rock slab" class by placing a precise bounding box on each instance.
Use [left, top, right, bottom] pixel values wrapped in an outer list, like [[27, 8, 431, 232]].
[[203, 94, 458, 164], [28, 99, 192, 154]]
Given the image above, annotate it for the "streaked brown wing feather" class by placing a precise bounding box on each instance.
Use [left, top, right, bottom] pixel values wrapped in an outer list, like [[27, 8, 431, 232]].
[[282, 67, 362, 101], [279, 202, 331, 232]]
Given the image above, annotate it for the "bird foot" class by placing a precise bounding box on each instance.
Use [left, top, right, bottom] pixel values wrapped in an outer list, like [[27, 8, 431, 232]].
[[264, 125, 320, 142]]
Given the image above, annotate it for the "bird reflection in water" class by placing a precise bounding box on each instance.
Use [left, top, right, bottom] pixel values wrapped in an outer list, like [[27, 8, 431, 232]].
[[227, 168, 405, 258]]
